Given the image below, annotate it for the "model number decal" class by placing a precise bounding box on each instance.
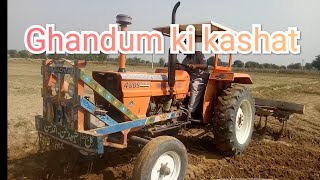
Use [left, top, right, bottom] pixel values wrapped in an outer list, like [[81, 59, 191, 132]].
[[48, 66, 74, 74], [124, 82, 150, 88], [124, 82, 140, 88]]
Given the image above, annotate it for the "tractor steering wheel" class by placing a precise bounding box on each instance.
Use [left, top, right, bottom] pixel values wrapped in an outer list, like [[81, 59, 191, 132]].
[[175, 63, 195, 73]]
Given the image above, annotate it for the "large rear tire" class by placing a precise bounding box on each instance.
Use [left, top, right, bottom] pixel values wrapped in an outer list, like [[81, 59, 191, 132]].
[[132, 136, 188, 180], [213, 84, 255, 156]]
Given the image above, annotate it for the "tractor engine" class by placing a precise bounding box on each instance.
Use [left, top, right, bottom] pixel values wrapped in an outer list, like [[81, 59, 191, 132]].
[[92, 69, 190, 122], [146, 96, 174, 116]]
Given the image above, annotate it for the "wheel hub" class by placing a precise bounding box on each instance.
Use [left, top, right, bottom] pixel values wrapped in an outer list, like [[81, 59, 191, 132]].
[[237, 113, 244, 128], [159, 163, 171, 176], [235, 100, 253, 145], [151, 151, 181, 180]]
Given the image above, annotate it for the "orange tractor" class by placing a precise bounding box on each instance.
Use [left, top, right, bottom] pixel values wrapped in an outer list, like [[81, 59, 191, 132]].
[[35, 2, 304, 179]]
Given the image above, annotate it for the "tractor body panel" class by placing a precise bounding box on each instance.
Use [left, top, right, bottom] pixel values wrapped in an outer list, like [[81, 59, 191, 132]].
[[92, 70, 190, 118]]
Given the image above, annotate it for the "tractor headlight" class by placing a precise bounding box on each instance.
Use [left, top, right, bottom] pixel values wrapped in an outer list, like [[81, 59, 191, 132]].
[[68, 83, 75, 97]]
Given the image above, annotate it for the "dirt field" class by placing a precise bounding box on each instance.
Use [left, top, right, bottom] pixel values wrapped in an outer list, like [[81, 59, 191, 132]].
[[8, 59, 320, 179]]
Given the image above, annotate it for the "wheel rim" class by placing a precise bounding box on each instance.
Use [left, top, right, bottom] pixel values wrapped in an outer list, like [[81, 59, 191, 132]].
[[235, 100, 253, 144], [151, 151, 181, 180]]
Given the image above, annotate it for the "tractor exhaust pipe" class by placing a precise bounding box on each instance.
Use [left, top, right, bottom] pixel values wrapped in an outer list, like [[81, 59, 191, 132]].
[[168, 1, 181, 98], [116, 14, 132, 72]]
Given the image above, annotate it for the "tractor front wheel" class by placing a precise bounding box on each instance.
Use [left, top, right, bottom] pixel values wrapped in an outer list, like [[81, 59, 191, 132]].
[[213, 84, 255, 156], [132, 136, 188, 180]]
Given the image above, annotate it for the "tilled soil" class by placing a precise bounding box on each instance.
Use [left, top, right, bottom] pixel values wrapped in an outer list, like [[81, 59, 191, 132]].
[[7, 126, 320, 180]]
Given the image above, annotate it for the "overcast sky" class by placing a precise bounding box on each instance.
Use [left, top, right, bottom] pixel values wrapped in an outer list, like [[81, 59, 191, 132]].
[[8, 0, 320, 65]]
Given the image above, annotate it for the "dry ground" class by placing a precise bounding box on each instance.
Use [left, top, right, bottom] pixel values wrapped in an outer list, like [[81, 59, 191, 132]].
[[7, 59, 320, 179]]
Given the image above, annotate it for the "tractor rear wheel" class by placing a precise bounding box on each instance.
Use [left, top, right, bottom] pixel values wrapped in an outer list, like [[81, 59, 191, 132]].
[[213, 84, 255, 156], [132, 136, 188, 180]]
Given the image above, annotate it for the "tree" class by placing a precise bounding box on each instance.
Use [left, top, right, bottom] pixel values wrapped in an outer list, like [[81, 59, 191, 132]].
[[8, 49, 17, 58], [96, 54, 109, 63], [304, 62, 313, 70], [17, 50, 31, 58], [140, 59, 146, 64], [207, 56, 214, 66], [271, 64, 280, 69], [114, 55, 120, 62], [232, 60, 244, 68], [311, 55, 320, 70], [87, 54, 97, 61], [280, 65, 287, 69], [287, 63, 302, 69], [261, 63, 279, 69], [245, 61, 260, 68], [48, 54, 66, 59], [128, 56, 141, 65], [31, 53, 46, 59], [159, 57, 165, 66]]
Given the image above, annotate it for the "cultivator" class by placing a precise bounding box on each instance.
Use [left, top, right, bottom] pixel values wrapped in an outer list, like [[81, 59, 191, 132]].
[[255, 98, 305, 137]]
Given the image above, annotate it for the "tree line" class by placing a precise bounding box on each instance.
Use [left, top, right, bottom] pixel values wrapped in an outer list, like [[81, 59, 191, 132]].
[[7, 49, 320, 70], [231, 56, 320, 70], [228, 56, 319, 70], [7, 49, 166, 66]]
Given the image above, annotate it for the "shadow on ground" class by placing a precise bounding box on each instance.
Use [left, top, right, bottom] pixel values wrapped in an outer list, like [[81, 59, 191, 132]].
[[8, 145, 141, 180]]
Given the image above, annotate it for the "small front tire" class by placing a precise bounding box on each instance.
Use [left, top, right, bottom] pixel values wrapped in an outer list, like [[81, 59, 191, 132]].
[[133, 136, 188, 180]]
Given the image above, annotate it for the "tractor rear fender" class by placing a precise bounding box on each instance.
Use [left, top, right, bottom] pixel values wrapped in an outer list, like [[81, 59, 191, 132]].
[[233, 73, 253, 84], [202, 72, 253, 123], [208, 72, 253, 84]]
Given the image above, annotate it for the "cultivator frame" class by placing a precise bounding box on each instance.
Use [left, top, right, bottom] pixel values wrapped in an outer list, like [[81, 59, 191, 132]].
[[36, 59, 182, 154], [254, 98, 305, 137]]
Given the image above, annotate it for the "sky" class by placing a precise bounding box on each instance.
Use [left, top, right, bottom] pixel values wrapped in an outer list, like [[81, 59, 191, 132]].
[[8, 0, 320, 65]]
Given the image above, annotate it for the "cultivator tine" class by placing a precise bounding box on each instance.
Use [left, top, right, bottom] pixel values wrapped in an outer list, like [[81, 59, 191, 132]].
[[255, 98, 304, 138], [276, 118, 286, 138], [254, 116, 262, 129], [282, 120, 287, 136], [86, 161, 94, 174], [265, 116, 268, 128], [38, 133, 51, 152], [38, 132, 44, 152], [273, 111, 293, 137], [255, 105, 294, 138], [258, 116, 262, 127]]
